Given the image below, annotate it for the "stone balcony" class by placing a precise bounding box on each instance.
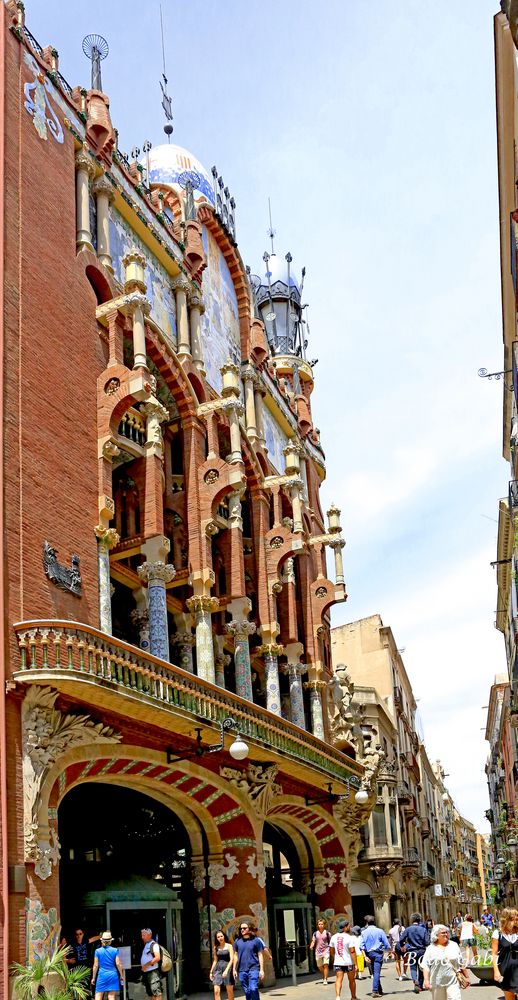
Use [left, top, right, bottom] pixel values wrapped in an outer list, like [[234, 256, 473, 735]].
[[12, 620, 363, 791], [358, 844, 404, 864]]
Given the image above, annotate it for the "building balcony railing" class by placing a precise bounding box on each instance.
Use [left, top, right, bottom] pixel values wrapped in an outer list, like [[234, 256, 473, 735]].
[[401, 847, 420, 868], [403, 750, 421, 782], [358, 844, 403, 864], [420, 818, 431, 838], [419, 860, 436, 883], [12, 620, 363, 788]]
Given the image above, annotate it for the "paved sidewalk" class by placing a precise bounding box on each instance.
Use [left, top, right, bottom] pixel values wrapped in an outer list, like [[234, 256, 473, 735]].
[[187, 967, 504, 1000]]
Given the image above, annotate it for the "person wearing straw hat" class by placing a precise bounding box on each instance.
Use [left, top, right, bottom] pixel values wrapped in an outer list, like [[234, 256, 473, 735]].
[[92, 931, 123, 1000]]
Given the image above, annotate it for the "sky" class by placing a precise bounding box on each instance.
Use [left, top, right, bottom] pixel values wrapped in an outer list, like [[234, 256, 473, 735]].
[[26, 0, 508, 829]]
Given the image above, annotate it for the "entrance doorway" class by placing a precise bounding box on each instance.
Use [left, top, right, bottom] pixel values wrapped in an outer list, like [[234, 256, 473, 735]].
[[58, 783, 196, 994]]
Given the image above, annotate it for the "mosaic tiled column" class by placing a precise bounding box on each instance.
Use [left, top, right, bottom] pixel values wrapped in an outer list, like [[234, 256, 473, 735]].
[[131, 608, 150, 652], [137, 561, 176, 661], [213, 635, 230, 688], [259, 643, 283, 716], [226, 619, 256, 701], [172, 631, 195, 673], [186, 596, 219, 683], [304, 679, 326, 740], [282, 663, 308, 729], [93, 526, 119, 634]]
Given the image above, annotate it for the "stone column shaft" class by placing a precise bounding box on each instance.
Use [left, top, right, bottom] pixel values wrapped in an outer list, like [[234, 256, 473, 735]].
[[174, 278, 191, 359], [331, 540, 345, 585], [254, 388, 266, 445], [93, 174, 113, 270], [186, 596, 219, 683], [226, 619, 256, 701], [189, 294, 205, 374], [137, 561, 176, 661], [228, 405, 243, 464], [243, 369, 258, 439], [93, 526, 119, 634], [291, 486, 303, 534], [131, 300, 147, 369], [75, 150, 94, 250]]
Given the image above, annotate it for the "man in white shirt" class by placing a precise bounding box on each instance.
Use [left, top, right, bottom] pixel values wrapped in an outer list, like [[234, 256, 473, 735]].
[[141, 928, 162, 1000], [330, 920, 358, 1000]]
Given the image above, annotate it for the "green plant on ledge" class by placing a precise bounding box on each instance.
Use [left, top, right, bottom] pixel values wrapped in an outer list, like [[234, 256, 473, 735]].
[[11, 946, 90, 1000]]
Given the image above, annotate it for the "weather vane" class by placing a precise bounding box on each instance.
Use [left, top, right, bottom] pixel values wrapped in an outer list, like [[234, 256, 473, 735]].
[[82, 34, 109, 92], [159, 4, 173, 140], [267, 197, 276, 254]]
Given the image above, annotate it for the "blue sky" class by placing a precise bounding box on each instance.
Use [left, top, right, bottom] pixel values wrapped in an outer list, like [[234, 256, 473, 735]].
[[27, 0, 507, 827]]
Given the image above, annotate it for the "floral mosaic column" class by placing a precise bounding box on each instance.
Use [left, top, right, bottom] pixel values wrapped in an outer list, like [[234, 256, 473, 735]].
[[283, 663, 308, 729], [258, 643, 283, 716], [131, 608, 150, 652], [305, 679, 326, 740], [137, 561, 176, 661], [93, 526, 120, 634], [172, 631, 195, 673], [226, 620, 256, 701], [186, 596, 219, 683]]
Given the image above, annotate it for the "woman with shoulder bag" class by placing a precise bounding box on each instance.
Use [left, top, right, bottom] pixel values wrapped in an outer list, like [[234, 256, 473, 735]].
[[492, 907, 518, 998], [210, 931, 235, 1000], [422, 925, 470, 1000]]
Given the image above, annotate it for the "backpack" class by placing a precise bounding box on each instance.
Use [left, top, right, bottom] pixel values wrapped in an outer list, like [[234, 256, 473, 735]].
[[149, 941, 173, 975]]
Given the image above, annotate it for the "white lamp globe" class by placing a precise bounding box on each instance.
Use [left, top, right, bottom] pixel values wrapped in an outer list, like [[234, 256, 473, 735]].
[[229, 735, 249, 761], [355, 788, 369, 805], [508, 836, 518, 846]]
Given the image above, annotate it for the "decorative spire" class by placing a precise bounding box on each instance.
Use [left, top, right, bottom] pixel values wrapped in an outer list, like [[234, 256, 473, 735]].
[[82, 34, 109, 92]]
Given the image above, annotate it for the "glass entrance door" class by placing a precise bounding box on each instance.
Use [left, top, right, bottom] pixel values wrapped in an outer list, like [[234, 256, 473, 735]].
[[107, 903, 182, 1000]]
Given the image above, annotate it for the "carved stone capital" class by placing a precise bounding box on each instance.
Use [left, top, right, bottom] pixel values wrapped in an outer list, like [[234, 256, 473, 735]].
[[304, 679, 326, 692], [137, 561, 176, 585], [281, 662, 308, 677], [122, 248, 147, 270], [93, 525, 120, 549], [92, 173, 115, 201], [75, 147, 95, 177], [257, 643, 284, 658], [102, 437, 120, 461], [125, 292, 151, 317], [186, 595, 219, 615], [188, 291, 205, 313], [172, 274, 191, 295], [242, 364, 259, 386], [226, 619, 257, 639], [329, 537, 346, 550], [142, 398, 169, 423], [131, 609, 149, 629], [172, 631, 195, 647]]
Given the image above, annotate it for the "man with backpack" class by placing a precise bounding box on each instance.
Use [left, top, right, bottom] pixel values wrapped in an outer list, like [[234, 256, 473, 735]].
[[309, 918, 332, 984], [141, 928, 163, 1000]]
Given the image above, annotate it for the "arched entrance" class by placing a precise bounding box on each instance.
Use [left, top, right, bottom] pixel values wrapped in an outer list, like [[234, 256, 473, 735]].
[[58, 783, 197, 996], [263, 821, 315, 978]]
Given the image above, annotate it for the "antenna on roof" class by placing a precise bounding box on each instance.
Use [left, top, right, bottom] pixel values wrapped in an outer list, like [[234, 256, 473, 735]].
[[267, 197, 276, 255], [82, 34, 109, 92], [159, 4, 174, 141]]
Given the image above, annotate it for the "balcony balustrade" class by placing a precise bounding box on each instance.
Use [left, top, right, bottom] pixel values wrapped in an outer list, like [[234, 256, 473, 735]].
[[12, 620, 363, 788], [419, 860, 436, 883], [358, 844, 403, 864], [401, 847, 420, 868]]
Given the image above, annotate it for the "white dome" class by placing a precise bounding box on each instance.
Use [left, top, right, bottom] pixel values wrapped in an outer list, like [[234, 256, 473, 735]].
[[263, 253, 300, 291], [146, 143, 215, 207]]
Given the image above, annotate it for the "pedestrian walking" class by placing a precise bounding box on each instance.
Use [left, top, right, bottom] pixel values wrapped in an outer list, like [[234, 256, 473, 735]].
[[400, 912, 430, 993], [91, 931, 123, 1000], [310, 917, 332, 984], [210, 930, 235, 1000], [360, 915, 389, 998], [492, 906, 518, 998], [233, 921, 264, 1000], [140, 927, 163, 1000], [480, 907, 494, 930], [459, 916, 478, 966], [388, 919, 406, 980], [421, 924, 470, 1000], [350, 926, 366, 980], [329, 920, 358, 1000]]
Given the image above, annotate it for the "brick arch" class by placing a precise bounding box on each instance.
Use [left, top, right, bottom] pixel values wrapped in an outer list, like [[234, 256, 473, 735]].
[[197, 204, 252, 359], [81, 252, 118, 303], [40, 746, 259, 859], [267, 800, 350, 868]]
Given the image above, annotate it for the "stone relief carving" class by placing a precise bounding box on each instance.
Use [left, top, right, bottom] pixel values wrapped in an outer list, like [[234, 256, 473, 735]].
[[327, 664, 366, 751], [359, 741, 384, 792], [22, 686, 121, 867], [208, 853, 239, 890], [246, 854, 267, 888], [219, 762, 282, 819], [313, 867, 337, 895], [34, 827, 60, 881], [43, 541, 82, 596]]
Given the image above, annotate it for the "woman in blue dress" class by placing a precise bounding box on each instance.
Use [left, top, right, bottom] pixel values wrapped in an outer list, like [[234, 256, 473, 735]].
[[92, 931, 123, 1000]]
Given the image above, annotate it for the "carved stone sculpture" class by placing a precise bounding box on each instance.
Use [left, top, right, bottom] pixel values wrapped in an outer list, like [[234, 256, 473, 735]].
[[43, 541, 82, 596], [219, 762, 282, 819], [22, 686, 121, 865]]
